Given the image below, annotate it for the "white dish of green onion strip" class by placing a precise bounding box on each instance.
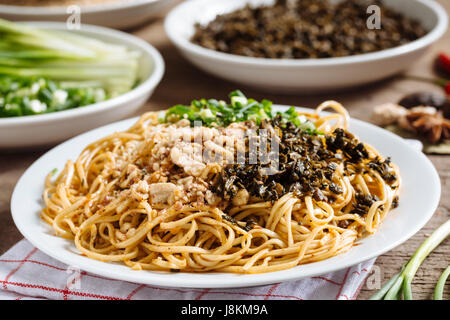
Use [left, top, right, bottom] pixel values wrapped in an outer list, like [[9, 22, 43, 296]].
[[0, 20, 164, 149]]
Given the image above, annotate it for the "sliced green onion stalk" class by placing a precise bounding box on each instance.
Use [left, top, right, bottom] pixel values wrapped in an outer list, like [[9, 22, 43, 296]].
[[0, 18, 140, 97], [369, 219, 450, 300], [434, 266, 450, 300]]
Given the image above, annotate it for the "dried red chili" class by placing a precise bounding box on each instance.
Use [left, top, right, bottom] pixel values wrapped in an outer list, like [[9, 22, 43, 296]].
[[445, 82, 450, 96], [438, 53, 450, 75]]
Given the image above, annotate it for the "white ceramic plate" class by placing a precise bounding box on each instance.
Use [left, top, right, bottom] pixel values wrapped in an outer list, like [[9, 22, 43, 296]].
[[11, 105, 441, 288], [0, 22, 164, 149], [0, 0, 178, 29], [165, 0, 448, 93]]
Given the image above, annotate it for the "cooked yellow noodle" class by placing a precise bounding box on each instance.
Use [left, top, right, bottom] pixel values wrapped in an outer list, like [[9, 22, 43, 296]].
[[41, 102, 400, 273]]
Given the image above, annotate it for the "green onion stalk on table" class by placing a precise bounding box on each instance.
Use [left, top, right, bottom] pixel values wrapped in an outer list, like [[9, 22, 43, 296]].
[[0, 19, 140, 117], [370, 219, 450, 300]]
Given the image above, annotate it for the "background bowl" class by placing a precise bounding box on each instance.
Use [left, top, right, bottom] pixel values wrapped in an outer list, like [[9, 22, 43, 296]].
[[10, 105, 441, 288], [0, 0, 177, 29], [165, 0, 448, 93], [0, 22, 164, 149]]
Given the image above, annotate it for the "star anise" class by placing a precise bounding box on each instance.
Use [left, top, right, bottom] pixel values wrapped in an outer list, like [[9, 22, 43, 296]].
[[406, 111, 450, 143]]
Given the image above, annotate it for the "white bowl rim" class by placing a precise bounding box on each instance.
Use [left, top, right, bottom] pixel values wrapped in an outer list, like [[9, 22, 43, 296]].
[[165, 0, 448, 67], [0, 0, 167, 15], [0, 21, 165, 127]]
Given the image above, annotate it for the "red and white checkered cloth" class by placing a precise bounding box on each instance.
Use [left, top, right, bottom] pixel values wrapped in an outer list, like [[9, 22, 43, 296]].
[[0, 239, 374, 300]]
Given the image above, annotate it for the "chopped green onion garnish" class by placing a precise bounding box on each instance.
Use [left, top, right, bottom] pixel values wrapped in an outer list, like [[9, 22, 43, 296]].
[[162, 91, 320, 134]]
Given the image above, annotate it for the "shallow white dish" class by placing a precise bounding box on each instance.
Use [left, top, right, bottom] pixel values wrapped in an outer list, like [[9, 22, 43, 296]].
[[0, 22, 164, 149], [0, 0, 177, 29], [11, 105, 441, 288], [165, 0, 448, 93]]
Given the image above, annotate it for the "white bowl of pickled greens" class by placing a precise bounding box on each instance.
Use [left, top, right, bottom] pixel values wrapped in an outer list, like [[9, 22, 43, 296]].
[[0, 21, 164, 149]]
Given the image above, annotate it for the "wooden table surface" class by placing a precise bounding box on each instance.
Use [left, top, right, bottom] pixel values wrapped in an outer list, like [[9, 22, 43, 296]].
[[0, 0, 448, 300]]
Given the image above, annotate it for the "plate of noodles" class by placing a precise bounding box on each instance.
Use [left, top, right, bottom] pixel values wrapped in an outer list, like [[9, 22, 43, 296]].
[[0, 0, 178, 29], [11, 91, 441, 288]]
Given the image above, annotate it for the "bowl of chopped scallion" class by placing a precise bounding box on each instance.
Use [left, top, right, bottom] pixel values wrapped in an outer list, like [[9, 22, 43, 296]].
[[0, 20, 164, 149]]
